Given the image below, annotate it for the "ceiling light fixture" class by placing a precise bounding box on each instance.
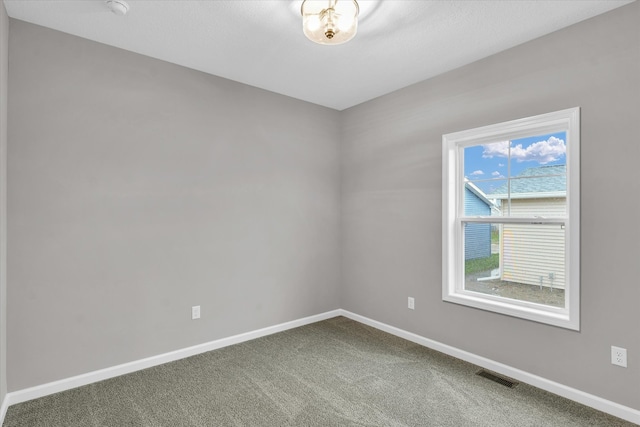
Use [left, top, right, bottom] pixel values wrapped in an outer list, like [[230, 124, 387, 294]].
[[301, 0, 359, 45], [106, 0, 129, 16]]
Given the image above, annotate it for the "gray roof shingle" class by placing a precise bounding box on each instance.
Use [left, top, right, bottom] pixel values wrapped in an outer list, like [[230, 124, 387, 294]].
[[486, 165, 566, 198]]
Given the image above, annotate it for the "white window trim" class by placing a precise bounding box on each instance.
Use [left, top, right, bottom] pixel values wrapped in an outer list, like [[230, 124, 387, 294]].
[[442, 108, 580, 330]]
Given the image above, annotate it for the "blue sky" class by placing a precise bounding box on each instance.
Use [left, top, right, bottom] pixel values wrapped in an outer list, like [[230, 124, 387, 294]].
[[464, 131, 567, 194]]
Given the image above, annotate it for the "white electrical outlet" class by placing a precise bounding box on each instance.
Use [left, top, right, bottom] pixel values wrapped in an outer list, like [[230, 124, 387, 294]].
[[192, 305, 201, 320], [611, 346, 627, 367], [408, 297, 415, 310]]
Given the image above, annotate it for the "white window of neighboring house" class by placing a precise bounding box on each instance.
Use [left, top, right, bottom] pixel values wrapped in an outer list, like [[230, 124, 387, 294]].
[[442, 108, 580, 330]]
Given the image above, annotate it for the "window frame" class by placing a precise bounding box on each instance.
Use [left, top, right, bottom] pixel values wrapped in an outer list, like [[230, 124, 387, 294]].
[[442, 108, 580, 330]]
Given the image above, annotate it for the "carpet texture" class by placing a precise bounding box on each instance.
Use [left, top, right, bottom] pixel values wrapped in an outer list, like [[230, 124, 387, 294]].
[[3, 316, 636, 426]]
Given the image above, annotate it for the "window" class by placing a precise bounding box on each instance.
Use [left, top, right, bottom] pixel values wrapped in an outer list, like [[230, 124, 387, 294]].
[[442, 108, 580, 330]]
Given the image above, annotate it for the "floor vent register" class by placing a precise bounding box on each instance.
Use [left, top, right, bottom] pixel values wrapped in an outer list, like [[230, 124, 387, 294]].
[[476, 369, 519, 388]]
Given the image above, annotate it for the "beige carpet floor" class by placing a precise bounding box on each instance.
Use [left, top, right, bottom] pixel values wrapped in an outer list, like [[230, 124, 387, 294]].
[[3, 316, 636, 426]]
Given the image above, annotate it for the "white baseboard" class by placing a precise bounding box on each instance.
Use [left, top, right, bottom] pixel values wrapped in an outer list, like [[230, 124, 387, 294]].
[[3, 309, 341, 411], [2, 309, 639, 426], [0, 393, 9, 426], [338, 309, 640, 425]]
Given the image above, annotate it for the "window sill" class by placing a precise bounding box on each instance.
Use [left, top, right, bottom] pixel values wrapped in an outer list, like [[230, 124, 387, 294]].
[[443, 290, 579, 330]]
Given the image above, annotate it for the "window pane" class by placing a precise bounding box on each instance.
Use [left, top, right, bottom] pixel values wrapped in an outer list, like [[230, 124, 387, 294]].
[[464, 141, 508, 195], [508, 133, 567, 180], [465, 133, 568, 217], [464, 223, 565, 308]]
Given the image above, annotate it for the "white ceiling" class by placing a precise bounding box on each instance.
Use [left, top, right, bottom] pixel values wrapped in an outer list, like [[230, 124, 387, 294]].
[[3, 0, 634, 110]]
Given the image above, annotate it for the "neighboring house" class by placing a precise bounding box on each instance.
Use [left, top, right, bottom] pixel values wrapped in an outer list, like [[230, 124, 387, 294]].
[[464, 181, 494, 260], [487, 165, 566, 289]]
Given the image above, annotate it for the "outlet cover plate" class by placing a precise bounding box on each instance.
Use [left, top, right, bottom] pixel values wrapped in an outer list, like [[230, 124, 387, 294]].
[[192, 305, 201, 320], [611, 346, 627, 367], [408, 297, 415, 310]]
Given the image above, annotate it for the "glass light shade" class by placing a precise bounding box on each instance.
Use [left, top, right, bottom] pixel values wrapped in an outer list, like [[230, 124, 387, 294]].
[[301, 0, 359, 45]]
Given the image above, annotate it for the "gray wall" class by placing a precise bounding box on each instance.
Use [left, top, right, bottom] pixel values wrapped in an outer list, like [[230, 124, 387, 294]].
[[0, 0, 8, 406], [342, 2, 639, 411], [7, 21, 341, 391]]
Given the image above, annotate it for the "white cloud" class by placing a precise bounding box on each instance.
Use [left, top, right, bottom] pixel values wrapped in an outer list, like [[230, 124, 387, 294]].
[[470, 170, 484, 176], [491, 171, 503, 177], [498, 163, 505, 167], [482, 136, 566, 164]]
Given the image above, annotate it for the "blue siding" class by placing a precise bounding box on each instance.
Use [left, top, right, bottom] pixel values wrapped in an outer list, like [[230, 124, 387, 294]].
[[464, 187, 491, 260]]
